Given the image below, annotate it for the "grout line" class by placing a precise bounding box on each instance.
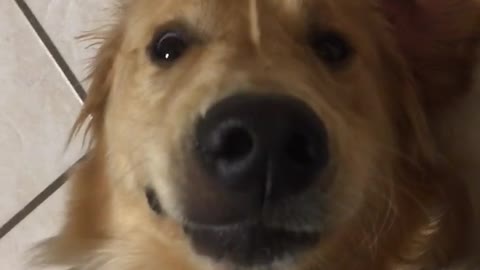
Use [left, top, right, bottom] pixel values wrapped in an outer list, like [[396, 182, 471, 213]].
[[0, 170, 70, 239], [0, 1, 89, 239], [14, 0, 87, 100]]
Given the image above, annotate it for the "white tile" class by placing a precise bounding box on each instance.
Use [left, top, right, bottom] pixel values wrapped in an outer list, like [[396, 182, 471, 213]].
[[24, 0, 116, 87], [0, 186, 67, 270], [0, 0, 84, 225]]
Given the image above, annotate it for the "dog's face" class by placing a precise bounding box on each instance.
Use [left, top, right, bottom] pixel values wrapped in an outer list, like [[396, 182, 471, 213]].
[[43, 0, 479, 269], [105, 0, 409, 264]]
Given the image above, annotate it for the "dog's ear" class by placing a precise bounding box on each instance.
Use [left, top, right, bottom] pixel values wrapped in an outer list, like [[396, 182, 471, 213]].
[[71, 25, 124, 146], [380, 0, 480, 108]]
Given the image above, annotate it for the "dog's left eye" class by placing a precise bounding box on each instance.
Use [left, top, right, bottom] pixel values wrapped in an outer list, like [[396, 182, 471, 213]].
[[309, 31, 353, 67], [150, 30, 189, 64], [145, 187, 162, 214]]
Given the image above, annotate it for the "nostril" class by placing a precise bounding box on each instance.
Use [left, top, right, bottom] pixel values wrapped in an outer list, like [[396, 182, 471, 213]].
[[194, 94, 329, 205], [285, 132, 318, 166], [212, 125, 254, 164]]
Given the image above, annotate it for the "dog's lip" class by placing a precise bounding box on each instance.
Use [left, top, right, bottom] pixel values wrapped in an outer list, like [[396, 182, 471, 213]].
[[183, 222, 319, 266]]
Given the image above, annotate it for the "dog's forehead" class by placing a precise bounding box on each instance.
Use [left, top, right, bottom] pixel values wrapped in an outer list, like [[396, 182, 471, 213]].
[[129, 0, 341, 27], [129, 0, 376, 31], [124, 0, 376, 52]]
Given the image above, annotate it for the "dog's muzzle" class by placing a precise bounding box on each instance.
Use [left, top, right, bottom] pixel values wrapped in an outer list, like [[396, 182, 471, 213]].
[[180, 93, 329, 265]]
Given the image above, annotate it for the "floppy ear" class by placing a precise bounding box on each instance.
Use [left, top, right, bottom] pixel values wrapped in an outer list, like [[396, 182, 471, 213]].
[[381, 0, 480, 108], [71, 24, 124, 145]]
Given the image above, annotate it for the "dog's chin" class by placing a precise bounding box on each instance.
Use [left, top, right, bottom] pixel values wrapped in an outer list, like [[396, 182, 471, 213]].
[[183, 222, 319, 267]]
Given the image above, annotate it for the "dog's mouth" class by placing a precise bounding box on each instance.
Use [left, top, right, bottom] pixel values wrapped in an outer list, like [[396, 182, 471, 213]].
[[146, 187, 318, 266], [183, 222, 319, 267]]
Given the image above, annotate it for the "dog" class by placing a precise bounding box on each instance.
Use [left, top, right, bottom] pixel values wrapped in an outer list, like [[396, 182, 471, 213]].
[[35, 0, 480, 269]]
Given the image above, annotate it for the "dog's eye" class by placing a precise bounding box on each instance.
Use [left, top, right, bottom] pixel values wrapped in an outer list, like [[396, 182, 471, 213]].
[[145, 187, 162, 214], [310, 32, 353, 67], [150, 30, 189, 64]]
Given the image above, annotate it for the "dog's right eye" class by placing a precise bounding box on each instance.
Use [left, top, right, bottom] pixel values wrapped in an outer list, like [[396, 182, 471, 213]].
[[309, 31, 353, 68], [150, 30, 189, 64]]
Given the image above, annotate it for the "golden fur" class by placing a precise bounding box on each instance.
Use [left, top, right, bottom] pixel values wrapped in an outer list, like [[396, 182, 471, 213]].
[[35, 0, 480, 269]]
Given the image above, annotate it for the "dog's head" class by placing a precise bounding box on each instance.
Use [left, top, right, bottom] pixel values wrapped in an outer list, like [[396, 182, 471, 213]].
[[40, 0, 479, 269]]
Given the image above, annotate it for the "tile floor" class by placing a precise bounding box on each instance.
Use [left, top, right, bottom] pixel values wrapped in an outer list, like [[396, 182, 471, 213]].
[[0, 0, 113, 268]]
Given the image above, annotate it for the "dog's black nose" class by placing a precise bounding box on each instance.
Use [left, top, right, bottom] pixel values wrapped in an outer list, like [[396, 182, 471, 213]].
[[195, 94, 329, 202]]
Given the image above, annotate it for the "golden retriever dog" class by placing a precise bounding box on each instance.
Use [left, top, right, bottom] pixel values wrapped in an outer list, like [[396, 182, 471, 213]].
[[36, 0, 480, 269]]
